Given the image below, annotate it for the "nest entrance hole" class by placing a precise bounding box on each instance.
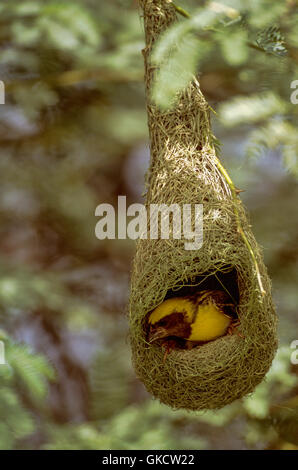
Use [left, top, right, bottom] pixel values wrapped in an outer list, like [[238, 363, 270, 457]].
[[164, 266, 239, 320], [145, 266, 240, 352]]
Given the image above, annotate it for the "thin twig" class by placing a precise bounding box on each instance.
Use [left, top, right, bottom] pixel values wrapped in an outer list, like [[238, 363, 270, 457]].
[[171, 2, 291, 60], [171, 2, 191, 19], [214, 272, 237, 305]]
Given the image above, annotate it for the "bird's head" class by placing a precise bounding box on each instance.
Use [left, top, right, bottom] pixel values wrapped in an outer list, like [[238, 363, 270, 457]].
[[147, 312, 191, 343]]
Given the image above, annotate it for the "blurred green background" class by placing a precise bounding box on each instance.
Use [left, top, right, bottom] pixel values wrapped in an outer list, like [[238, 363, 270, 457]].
[[0, 0, 297, 450]]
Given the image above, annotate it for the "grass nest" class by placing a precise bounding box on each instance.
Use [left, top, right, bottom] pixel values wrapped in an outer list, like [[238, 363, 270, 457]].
[[129, 0, 278, 410]]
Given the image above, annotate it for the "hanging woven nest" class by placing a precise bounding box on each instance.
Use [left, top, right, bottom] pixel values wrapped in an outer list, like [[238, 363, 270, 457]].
[[129, 0, 278, 410]]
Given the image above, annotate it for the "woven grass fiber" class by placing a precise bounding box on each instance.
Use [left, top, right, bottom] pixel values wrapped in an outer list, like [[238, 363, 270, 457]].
[[129, 0, 278, 410]]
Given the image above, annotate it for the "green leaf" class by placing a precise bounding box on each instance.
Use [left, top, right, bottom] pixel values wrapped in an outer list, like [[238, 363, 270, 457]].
[[221, 30, 249, 65], [152, 34, 203, 109], [7, 342, 56, 402], [256, 26, 287, 56], [151, 9, 220, 109], [283, 144, 298, 179], [219, 92, 287, 127], [0, 387, 35, 446]]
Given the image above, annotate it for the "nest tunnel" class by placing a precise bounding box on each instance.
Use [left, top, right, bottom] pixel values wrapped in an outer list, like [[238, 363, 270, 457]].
[[164, 266, 239, 306]]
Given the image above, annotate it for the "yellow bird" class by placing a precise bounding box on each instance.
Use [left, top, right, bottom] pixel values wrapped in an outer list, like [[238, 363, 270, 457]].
[[147, 290, 239, 353]]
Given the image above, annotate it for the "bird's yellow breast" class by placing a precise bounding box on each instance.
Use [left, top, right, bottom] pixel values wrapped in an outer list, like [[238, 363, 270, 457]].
[[188, 303, 231, 342], [148, 297, 195, 325]]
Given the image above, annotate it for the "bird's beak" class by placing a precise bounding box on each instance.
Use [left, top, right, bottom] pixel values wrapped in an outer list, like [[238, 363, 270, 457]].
[[148, 326, 168, 343]]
